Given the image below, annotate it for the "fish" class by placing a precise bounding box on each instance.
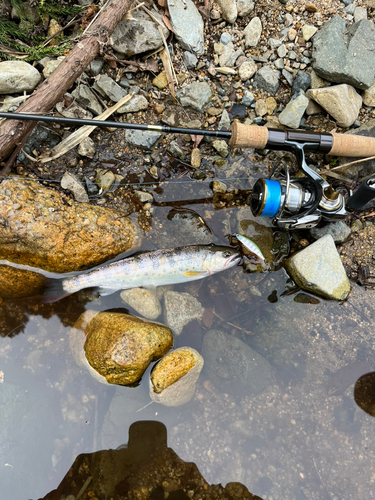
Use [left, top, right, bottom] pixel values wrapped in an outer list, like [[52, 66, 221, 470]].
[[233, 234, 265, 262], [0, 245, 241, 303]]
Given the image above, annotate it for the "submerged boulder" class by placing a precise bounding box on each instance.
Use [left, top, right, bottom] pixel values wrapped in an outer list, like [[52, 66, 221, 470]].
[[0, 178, 139, 299], [70, 310, 174, 385]]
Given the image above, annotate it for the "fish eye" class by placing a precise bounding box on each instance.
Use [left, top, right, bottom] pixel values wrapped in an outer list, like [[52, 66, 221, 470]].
[[223, 251, 232, 258]]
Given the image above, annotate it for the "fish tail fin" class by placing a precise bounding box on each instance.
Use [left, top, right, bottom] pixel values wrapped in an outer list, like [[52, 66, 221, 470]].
[[42, 278, 72, 303]]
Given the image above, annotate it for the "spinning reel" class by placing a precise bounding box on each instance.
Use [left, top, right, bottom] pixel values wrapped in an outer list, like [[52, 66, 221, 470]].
[[249, 141, 375, 230]]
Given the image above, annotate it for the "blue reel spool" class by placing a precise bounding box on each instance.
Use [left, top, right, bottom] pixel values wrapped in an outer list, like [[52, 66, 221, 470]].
[[251, 178, 282, 218]]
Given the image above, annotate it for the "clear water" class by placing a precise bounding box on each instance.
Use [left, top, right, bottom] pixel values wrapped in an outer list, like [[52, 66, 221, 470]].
[[1, 167, 375, 500]]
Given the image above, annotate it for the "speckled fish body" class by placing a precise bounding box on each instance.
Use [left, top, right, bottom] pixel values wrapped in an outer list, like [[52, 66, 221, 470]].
[[0, 245, 241, 302], [234, 234, 265, 262]]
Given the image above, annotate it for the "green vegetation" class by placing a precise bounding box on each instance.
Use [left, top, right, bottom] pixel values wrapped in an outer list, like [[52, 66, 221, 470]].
[[0, 0, 86, 61]]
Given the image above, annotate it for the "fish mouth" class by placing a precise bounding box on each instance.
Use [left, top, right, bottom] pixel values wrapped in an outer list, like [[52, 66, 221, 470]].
[[225, 252, 242, 267]]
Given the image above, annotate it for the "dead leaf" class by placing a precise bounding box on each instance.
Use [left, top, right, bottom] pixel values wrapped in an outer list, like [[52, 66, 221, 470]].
[[191, 135, 204, 148], [158, 0, 168, 7], [162, 14, 173, 32]]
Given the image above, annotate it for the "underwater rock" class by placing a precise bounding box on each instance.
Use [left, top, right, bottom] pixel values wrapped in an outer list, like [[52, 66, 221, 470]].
[[164, 291, 205, 335], [150, 347, 204, 406], [237, 209, 274, 269], [70, 310, 173, 385], [0, 178, 139, 299], [285, 234, 350, 300], [201, 329, 274, 395], [120, 287, 162, 320], [150, 207, 215, 248]]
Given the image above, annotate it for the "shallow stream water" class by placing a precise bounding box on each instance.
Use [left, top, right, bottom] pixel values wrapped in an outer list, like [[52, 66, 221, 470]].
[[1, 156, 375, 500]]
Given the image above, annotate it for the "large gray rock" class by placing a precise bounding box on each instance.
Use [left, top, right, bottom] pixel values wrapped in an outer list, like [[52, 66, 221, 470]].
[[306, 84, 362, 127], [279, 93, 309, 129], [201, 329, 274, 395], [125, 129, 161, 149], [285, 234, 350, 300], [253, 66, 281, 96], [110, 10, 169, 57], [0, 61, 40, 93], [168, 0, 204, 55], [176, 82, 213, 112], [312, 15, 375, 90]]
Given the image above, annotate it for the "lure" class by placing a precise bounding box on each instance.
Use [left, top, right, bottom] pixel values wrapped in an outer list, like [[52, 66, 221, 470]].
[[234, 234, 266, 262]]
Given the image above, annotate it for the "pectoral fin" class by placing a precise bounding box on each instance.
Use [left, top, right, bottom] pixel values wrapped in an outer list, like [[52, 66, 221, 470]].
[[183, 271, 206, 277]]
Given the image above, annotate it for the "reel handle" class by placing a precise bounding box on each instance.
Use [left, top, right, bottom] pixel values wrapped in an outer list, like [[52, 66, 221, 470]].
[[228, 122, 375, 158], [346, 178, 375, 210]]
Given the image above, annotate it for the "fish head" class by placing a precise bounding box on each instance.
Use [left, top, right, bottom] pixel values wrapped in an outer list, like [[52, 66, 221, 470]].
[[204, 245, 242, 272]]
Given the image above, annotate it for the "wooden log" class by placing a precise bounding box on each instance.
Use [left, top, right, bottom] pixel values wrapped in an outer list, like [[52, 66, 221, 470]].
[[0, 0, 133, 161]]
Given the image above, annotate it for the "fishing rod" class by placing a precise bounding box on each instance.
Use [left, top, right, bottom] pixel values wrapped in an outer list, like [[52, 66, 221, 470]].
[[1, 111, 375, 229]]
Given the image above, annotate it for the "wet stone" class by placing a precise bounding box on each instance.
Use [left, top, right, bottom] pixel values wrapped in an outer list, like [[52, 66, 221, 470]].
[[0, 179, 138, 298], [212, 139, 229, 157], [164, 291, 204, 335], [150, 347, 204, 406], [61, 172, 89, 203], [70, 310, 173, 385], [120, 288, 162, 320]]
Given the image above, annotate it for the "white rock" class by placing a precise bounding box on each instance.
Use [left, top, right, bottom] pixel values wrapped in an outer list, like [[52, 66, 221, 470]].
[[239, 60, 258, 81], [244, 17, 262, 48], [215, 0, 237, 23], [237, 0, 254, 17], [0, 61, 41, 94], [306, 84, 362, 128], [302, 25, 317, 41]]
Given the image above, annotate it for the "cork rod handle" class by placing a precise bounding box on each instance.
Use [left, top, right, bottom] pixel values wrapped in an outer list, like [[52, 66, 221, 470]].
[[328, 132, 375, 157], [228, 122, 269, 149]]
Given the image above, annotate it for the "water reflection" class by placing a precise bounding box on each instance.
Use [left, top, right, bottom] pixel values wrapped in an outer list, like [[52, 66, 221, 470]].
[[354, 372, 375, 418], [42, 421, 263, 500]]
